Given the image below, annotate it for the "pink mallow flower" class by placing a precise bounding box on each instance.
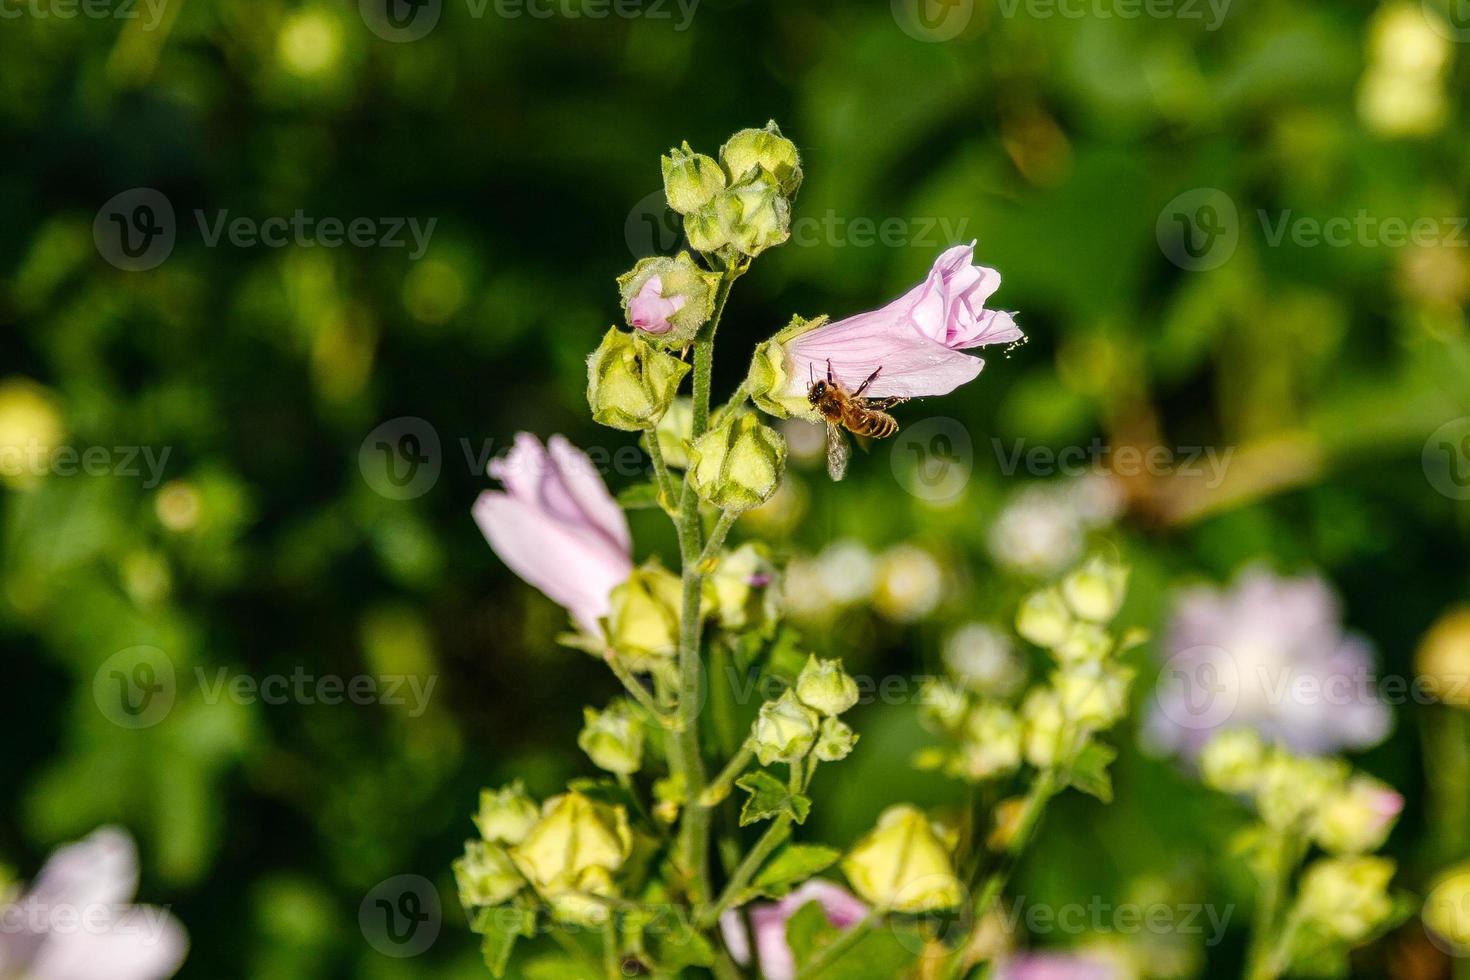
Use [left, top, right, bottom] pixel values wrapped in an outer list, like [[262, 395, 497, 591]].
[[628, 276, 687, 335], [996, 952, 1122, 980], [749, 242, 1022, 417], [0, 828, 188, 980], [473, 433, 633, 634], [719, 880, 868, 980]]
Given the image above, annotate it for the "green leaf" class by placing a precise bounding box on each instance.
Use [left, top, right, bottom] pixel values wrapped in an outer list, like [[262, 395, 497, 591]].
[[617, 480, 664, 510], [1065, 741, 1117, 803], [786, 901, 920, 979], [738, 844, 841, 902], [736, 770, 811, 826], [471, 906, 534, 978], [649, 912, 716, 972]]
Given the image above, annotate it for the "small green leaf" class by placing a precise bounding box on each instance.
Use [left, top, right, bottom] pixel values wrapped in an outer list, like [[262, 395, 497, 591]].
[[737, 844, 841, 902], [736, 771, 811, 826], [472, 906, 534, 977], [650, 912, 716, 971], [617, 480, 664, 510], [786, 901, 919, 979], [1065, 741, 1117, 803]]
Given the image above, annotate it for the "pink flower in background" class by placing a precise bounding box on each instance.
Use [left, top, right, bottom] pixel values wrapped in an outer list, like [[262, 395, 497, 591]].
[[628, 276, 686, 335], [996, 952, 1121, 980], [0, 828, 187, 980], [1146, 566, 1392, 759], [473, 433, 633, 633], [720, 880, 868, 980], [781, 242, 1023, 399]]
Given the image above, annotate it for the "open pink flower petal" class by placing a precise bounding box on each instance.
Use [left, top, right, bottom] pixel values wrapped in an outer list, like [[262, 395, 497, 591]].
[[719, 880, 868, 980]]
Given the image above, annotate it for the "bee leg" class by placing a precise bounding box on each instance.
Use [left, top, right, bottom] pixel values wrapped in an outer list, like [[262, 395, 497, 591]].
[[853, 366, 883, 396], [826, 359, 835, 384], [866, 396, 907, 410]]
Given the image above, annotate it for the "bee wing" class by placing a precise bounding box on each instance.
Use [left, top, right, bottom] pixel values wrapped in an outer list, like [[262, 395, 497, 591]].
[[825, 422, 851, 481]]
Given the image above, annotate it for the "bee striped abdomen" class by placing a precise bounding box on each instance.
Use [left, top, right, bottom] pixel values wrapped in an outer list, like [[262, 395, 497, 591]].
[[849, 410, 899, 439]]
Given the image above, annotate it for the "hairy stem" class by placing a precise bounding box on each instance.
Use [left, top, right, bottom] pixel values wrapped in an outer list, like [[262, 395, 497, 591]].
[[699, 813, 794, 928], [607, 656, 676, 726], [700, 740, 756, 808], [644, 428, 679, 515]]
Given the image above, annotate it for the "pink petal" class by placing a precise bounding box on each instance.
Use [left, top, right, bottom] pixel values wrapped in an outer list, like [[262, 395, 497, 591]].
[[545, 435, 631, 554], [26, 829, 138, 912], [787, 324, 985, 400], [951, 308, 1023, 350], [748, 881, 869, 980], [718, 910, 752, 967], [27, 907, 187, 980], [629, 276, 685, 335], [487, 432, 548, 502]]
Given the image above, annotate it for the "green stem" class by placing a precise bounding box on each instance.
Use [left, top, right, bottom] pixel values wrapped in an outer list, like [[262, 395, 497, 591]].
[[700, 740, 756, 808], [712, 950, 745, 980], [607, 657, 677, 727], [699, 813, 794, 928], [644, 428, 679, 516], [792, 908, 884, 980], [697, 510, 739, 568], [602, 916, 620, 980], [1243, 829, 1302, 980]]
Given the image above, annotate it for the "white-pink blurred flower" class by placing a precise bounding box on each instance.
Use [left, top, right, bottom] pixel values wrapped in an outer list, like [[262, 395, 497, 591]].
[[751, 242, 1022, 417], [628, 276, 686, 335], [473, 433, 633, 634], [719, 880, 868, 980], [1146, 566, 1392, 759], [0, 828, 187, 980], [996, 952, 1121, 980]]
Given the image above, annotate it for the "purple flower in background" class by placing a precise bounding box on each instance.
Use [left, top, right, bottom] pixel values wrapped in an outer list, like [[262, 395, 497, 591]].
[[782, 242, 1023, 400], [0, 828, 187, 980], [719, 880, 868, 980], [1146, 566, 1391, 758], [995, 952, 1121, 980], [473, 433, 633, 634]]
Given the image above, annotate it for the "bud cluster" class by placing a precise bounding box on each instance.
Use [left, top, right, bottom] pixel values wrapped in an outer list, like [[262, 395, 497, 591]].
[[661, 122, 802, 262], [750, 656, 860, 766]]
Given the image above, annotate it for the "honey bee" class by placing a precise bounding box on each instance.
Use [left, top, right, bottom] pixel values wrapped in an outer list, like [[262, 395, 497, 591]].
[[807, 360, 908, 481]]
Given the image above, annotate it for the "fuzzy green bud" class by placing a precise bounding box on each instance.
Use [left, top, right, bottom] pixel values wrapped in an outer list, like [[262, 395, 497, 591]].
[[606, 561, 684, 672], [720, 173, 791, 257], [708, 543, 777, 630], [661, 142, 726, 215], [682, 201, 730, 253], [1256, 753, 1347, 831], [1198, 728, 1266, 795], [1424, 863, 1470, 954], [815, 716, 859, 762], [1053, 621, 1112, 664], [720, 121, 803, 196], [455, 840, 525, 909], [617, 252, 721, 349], [795, 655, 859, 716], [1016, 588, 1074, 649], [475, 781, 540, 845], [1060, 556, 1129, 623], [688, 412, 787, 512], [578, 700, 646, 776], [747, 314, 825, 420], [842, 805, 964, 913], [1296, 856, 1396, 943], [961, 703, 1023, 781], [1054, 661, 1132, 729], [587, 327, 690, 431], [1021, 688, 1070, 768], [1310, 776, 1404, 855], [510, 792, 632, 924], [751, 690, 821, 765]]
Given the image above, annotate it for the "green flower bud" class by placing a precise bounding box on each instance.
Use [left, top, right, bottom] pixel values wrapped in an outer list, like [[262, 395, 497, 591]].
[[646, 397, 693, 470], [661, 142, 726, 215], [587, 327, 690, 431], [961, 703, 1023, 781], [815, 716, 859, 762], [1310, 776, 1403, 855], [842, 805, 964, 913], [606, 561, 684, 672], [708, 542, 777, 630], [1016, 588, 1074, 649], [720, 173, 790, 257], [746, 314, 826, 420], [549, 865, 618, 927], [1021, 688, 1070, 768], [1053, 621, 1112, 664], [720, 120, 803, 196], [474, 781, 540, 845], [751, 690, 821, 765], [653, 774, 685, 825], [578, 700, 646, 775], [617, 252, 721, 349], [1296, 856, 1396, 943], [510, 791, 632, 922], [1424, 862, 1470, 955], [918, 678, 970, 732], [1054, 662, 1132, 729], [795, 655, 859, 716], [1256, 752, 1347, 831], [1060, 556, 1129, 623], [1198, 729, 1266, 795], [454, 840, 525, 909], [683, 200, 730, 253], [688, 413, 787, 512]]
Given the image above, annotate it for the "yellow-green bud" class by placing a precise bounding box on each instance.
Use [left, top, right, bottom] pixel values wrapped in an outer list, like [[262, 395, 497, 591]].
[[1310, 775, 1403, 855], [709, 543, 777, 630], [961, 703, 1023, 781], [746, 314, 825, 420], [1416, 607, 1470, 708], [661, 142, 726, 215], [454, 840, 525, 909], [617, 252, 721, 349], [1021, 688, 1071, 768], [1198, 729, 1266, 794], [842, 805, 964, 913], [578, 700, 646, 775], [548, 865, 618, 927], [647, 397, 693, 470], [720, 121, 803, 196], [474, 781, 540, 845], [1016, 588, 1074, 649], [1424, 862, 1470, 955], [1256, 752, 1347, 831], [683, 200, 730, 253], [510, 791, 632, 922], [1054, 662, 1132, 729], [606, 561, 684, 672], [720, 173, 790, 257], [795, 655, 859, 716], [918, 678, 970, 732], [587, 327, 690, 431], [1060, 556, 1129, 623], [688, 413, 787, 512], [1053, 621, 1112, 664], [1296, 856, 1396, 943], [751, 690, 821, 765], [815, 716, 859, 762]]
